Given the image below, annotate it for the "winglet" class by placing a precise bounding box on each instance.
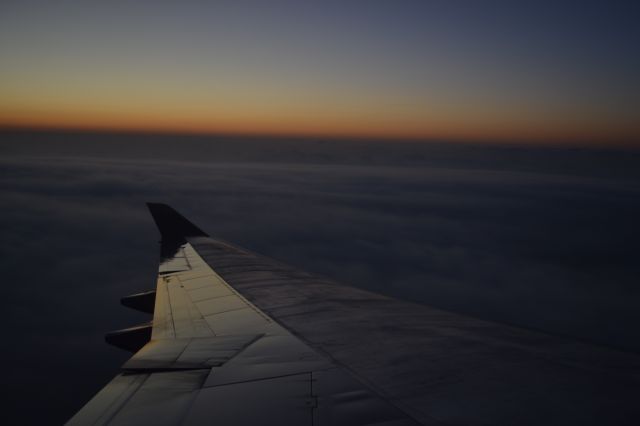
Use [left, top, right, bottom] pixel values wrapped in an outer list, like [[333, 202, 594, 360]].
[[146, 203, 208, 242]]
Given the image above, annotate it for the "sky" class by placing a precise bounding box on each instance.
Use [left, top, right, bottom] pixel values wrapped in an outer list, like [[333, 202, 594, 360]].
[[1, 0, 639, 144]]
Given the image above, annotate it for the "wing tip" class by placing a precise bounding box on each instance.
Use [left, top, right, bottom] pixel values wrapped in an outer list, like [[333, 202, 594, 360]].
[[146, 202, 208, 241]]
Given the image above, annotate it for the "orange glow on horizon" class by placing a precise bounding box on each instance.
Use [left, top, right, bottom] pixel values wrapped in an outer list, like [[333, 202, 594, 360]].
[[1, 106, 638, 147]]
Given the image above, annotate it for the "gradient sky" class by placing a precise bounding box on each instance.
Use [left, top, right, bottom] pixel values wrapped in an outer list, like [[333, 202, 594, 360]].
[[1, 0, 639, 144]]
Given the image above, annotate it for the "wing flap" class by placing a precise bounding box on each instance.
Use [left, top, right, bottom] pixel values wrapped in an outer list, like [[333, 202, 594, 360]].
[[104, 370, 209, 426], [67, 373, 149, 426], [123, 335, 261, 371]]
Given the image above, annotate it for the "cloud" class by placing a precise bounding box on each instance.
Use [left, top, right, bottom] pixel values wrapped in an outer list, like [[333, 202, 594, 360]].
[[1, 140, 640, 423]]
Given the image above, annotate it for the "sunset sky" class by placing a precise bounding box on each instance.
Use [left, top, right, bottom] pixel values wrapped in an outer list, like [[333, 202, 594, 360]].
[[1, 0, 638, 144], [3, 3, 640, 423]]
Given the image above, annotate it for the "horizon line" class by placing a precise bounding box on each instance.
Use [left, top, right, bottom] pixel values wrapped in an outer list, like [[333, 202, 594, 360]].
[[1, 122, 638, 149]]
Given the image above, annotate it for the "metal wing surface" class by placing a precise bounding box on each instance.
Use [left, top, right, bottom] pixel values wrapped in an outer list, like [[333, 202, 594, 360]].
[[68, 203, 640, 425], [67, 203, 417, 426]]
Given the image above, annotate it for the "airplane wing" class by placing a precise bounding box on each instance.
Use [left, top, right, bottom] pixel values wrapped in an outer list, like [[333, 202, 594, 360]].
[[68, 203, 640, 425]]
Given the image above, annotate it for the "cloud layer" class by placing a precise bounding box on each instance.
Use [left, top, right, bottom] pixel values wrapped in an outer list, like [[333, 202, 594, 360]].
[[2, 136, 640, 423]]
